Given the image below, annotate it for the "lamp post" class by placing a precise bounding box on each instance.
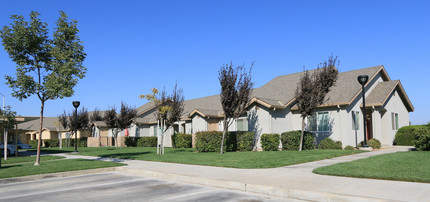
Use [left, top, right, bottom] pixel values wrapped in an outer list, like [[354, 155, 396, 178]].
[[72, 101, 80, 152], [357, 75, 369, 147]]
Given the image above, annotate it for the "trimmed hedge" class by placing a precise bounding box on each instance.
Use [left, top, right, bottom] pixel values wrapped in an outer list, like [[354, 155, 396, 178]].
[[318, 138, 342, 150], [414, 127, 430, 151], [125, 136, 137, 147], [29, 138, 88, 148], [237, 131, 255, 151], [394, 125, 427, 146], [358, 138, 381, 149], [44, 139, 59, 148], [137, 137, 157, 147], [260, 133, 280, 151], [172, 133, 192, 148], [194, 131, 255, 152], [281, 130, 315, 151], [195, 131, 225, 152]]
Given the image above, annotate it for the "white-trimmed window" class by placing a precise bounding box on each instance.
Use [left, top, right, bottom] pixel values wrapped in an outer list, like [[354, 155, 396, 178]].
[[392, 112, 399, 130], [307, 112, 330, 132], [236, 118, 248, 131], [352, 111, 360, 130]]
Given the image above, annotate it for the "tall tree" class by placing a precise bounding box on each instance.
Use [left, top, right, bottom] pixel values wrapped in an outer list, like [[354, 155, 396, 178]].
[[295, 56, 339, 151], [218, 63, 253, 154], [90, 108, 103, 123], [141, 83, 184, 155], [103, 103, 137, 147], [0, 11, 86, 165], [0, 106, 17, 160]]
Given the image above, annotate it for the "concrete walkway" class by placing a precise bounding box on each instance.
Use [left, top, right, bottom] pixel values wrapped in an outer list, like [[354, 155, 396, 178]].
[[50, 146, 430, 202]]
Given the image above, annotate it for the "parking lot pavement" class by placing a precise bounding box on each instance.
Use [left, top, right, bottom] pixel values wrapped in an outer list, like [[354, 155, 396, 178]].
[[0, 172, 302, 202]]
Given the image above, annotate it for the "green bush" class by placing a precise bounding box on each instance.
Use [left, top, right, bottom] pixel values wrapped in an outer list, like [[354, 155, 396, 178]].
[[414, 127, 430, 151], [29, 140, 38, 148], [260, 133, 280, 151], [318, 138, 342, 150], [358, 138, 381, 149], [125, 136, 137, 147], [281, 130, 315, 151], [344, 145, 355, 150], [237, 131, 255, 151], [172, 133, 192, 148], [394, 125, 427, 146], [137, 137, 157, 147], [44, 139, 59, 148], [195, 131, 224, 152], [368, 138, 381, 149]]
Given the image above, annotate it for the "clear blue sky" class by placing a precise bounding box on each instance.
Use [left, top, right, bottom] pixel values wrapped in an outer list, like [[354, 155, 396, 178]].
[[0, 0, 429, 125]]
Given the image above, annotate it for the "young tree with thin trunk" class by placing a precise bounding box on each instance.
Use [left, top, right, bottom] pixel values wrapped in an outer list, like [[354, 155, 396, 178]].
[[0, 11, 86, 165], [218, 63, 253, 154], [103, 103, 137, 147], [141, 83, 184, 155], [295, 56, 339, 151], [1, 106, 17, 160]]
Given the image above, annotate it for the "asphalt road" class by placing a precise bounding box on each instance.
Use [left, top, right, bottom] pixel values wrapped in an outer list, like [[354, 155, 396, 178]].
[[0, 172, 302, 202]]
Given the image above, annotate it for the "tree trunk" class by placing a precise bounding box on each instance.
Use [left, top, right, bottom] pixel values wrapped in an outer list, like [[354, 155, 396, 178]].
[[3, 128, 7, 160], [220, 117, 228, 154], [299, 117, 305, 151], [35, 100, 44, 166], [15, 129, 18, 157]]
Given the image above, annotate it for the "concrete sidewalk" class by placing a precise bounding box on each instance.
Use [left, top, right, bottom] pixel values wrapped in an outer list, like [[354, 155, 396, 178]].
[[53, 146, 429, 202]]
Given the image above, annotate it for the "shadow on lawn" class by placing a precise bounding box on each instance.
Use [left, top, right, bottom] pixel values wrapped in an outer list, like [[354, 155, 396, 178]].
[[97, 151, 152, 160]]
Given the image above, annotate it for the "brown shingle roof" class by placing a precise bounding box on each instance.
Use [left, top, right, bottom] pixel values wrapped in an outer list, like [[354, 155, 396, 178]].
[[17, 117, 65, 131], [366, 80, 399, 106]]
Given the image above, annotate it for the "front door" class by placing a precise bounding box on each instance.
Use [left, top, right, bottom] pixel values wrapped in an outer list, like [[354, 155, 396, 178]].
[[366, 110, 373, 140]]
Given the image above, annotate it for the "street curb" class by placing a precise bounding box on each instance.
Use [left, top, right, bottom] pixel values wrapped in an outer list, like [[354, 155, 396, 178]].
[[0, 167, 117, 184], [117, 167, 395, 202]]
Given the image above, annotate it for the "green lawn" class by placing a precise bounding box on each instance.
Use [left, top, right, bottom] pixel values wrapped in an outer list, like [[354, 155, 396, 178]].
[[313, 151, 430, 183], [0, 159, 125, 179], [36, 147, 363, 169], [1, 156, 64, 165]]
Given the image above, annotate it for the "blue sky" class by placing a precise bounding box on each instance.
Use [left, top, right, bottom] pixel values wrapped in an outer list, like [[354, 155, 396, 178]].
[[0, 0, 429, 125]]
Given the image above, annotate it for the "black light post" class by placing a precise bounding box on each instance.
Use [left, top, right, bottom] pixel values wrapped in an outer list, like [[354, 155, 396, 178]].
[[72, 101, 80, 152], [357, 75, 369, 147]]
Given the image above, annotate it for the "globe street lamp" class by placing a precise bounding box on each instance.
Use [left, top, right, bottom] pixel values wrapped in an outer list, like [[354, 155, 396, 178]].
[[72, 101, 80, 152], [357, 75, 369, 147]]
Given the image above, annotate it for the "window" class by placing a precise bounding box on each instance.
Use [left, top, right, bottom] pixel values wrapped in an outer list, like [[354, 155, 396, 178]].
[[352, 111, 360, 130], [153, 126, 158, 136], [392, 112, 399, 130], [307, 112, 330, 132], [236, 118, 248, 131]]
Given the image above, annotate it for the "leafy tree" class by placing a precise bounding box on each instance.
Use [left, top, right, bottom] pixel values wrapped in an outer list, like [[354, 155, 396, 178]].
[[218, 63, 253, 154], [0, 11, 86, 165], [0, 106, 17, 160], [103, 102, 137, 147], [295, 56, 338, 151], [141, 83, 184, 155], [90, 108, 103, 123]]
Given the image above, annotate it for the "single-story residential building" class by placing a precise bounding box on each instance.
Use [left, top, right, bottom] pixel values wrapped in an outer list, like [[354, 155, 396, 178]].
[[129, 65, 413, 149]]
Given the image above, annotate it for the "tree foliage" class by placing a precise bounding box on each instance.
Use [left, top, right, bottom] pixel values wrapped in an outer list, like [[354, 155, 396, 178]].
[[90, 108, 103, 123], [218, 62, 254, 153], [295, 55, 339, 151], [0, 106, 17, 130], [103, 103, 137, 147]]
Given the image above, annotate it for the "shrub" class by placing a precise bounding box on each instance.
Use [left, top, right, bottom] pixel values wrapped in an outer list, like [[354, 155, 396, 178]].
[[394, 125, 427, 146], [414, 127, 430, 151], [29, 140, 38, 148], [318, 138, 342, 150], [137, 137, 157, 147], [237, 131, 255, 151], [44, 139, 59, 148], [281, 130, 315, 151], [195, 131, 224, 152], [260, 133, 280, 151], [358, 138, 381, 149], [172, 133, 192, 148], [368, 138, 381, 149], [344, 145, 355, 150], [125, 136, 137, 147]]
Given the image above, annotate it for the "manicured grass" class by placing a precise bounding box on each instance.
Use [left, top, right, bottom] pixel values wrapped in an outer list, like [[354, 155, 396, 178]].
[[1, 156, 64, 165], [36, 147, 363, 169], [313, 151, 430, 183], [0, 159, 125, 179]]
